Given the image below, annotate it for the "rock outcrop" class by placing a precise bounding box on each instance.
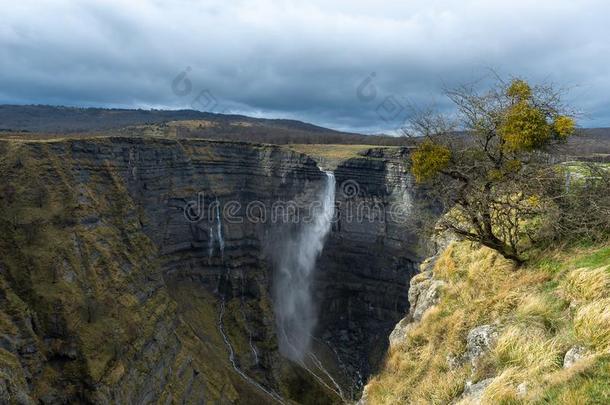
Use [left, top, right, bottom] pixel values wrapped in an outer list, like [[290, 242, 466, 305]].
[[458, 377, 495, 404], [386, 246, 449, 353], [464, 325, 499, 369]]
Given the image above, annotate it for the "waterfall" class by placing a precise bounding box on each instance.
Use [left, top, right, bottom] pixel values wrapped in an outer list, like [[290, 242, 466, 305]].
[[273, 171, 336, 361], [208, 199, 225, 259], [215, 200, 225, 258]]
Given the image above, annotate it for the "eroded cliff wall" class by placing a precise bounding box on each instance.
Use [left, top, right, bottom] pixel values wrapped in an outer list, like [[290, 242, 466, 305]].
[[314, 148, 422, 396], [0, 138, 422, 403]]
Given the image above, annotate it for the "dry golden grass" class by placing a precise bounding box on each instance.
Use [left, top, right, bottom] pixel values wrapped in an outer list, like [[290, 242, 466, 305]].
[[561, 266, 610, 303], [574, 298, 610, 352], [363, 240, 610, 405], [167, 119, 218, 129], [286, 144, 390, 168], [288, 144, 383, 159], [480, 367, 521, 404], [514, 292, 565, 332], [522, 355, 597, 402], [493, 325, 561, 372]]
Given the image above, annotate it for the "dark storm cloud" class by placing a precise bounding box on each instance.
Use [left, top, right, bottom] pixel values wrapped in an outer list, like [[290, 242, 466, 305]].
[[1, 0, 610, 132]]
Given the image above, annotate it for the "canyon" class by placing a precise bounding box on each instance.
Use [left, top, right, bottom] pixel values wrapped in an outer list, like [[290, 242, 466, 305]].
[[0, 137, 426, 404]]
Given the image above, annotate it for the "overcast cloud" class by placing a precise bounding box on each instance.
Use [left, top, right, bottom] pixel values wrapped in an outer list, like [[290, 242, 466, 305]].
[[1, 0, 609, 133]]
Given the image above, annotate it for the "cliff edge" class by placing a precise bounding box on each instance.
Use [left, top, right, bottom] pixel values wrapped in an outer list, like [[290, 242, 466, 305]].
[[361, 238, 610, 404]]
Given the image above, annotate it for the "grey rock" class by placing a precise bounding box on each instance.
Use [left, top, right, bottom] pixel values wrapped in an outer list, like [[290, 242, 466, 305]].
[[461, 378, 495, 404], [465, 325, 498, 368], [563, 345, 590, 368], [388, 266, 445, 348], [412, 279, 445, 321], [418, 257, 437, 274], [516, 382, 528, 398], [447, 324, 498, 372], [406, 268, 445, 323], [407, 271, 434, 315], [388, 317, 414, 348], [430, 230, 459, 257]]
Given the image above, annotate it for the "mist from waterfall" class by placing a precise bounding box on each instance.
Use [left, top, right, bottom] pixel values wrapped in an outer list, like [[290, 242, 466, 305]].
[[273, 171, 336, 361], [208, 200, 225, 260]]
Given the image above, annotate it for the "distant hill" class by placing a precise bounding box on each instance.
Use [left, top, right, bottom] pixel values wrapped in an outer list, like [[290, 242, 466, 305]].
[[0, 105, 212, 133], [563, 127, 610, 157], [1, 105, 609, 152], [0, 104, 410, 145]]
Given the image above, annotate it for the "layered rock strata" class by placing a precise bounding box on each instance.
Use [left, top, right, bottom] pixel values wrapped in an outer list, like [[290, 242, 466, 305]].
[[0, 138, 422, 403]]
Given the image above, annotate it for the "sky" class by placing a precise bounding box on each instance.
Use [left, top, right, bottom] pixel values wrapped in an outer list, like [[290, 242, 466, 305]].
[[1, 0, 610, 133]]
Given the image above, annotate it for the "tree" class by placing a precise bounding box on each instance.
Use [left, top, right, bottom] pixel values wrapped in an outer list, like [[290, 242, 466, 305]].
[[408, 77, 576, 263]]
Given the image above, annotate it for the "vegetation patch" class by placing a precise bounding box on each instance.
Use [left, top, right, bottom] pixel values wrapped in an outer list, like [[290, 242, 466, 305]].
[[365, 240, 610, 404]]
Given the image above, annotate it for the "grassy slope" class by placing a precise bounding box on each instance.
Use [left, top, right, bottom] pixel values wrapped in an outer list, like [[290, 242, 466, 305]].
[[286, 144, 384, 160], [285, 144, 391, 169], [365, 241, 610, 404]]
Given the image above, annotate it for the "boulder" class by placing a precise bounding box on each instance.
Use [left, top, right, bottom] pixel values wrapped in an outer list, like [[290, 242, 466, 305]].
[[411, 278, 445, 321], [465, 325, 498, 368], [459, 378, 495, 404], [388, 317, 415, 348], [563, 345, 590, 368], [388, 270, 445, 348]]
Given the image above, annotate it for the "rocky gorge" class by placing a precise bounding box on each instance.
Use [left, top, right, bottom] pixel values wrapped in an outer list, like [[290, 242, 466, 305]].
[[0, 137, 426, 404]]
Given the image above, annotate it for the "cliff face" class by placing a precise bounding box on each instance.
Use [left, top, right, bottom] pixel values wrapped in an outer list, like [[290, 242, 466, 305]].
[[313, 148, 422, 395], [0, 138, 421, 403]]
